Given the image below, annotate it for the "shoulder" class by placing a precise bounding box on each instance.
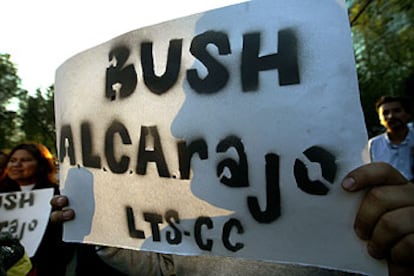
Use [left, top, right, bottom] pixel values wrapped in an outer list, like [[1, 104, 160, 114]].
[[0, 180, 20, 193], [409, 126, 414, 137], [34, 181, 60, 195], [408, 128, 414, 145], [369, 132, 386, 141], [368, 133, 386, 147]]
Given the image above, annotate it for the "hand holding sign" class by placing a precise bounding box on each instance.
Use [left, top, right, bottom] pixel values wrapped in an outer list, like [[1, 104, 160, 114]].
[[0, 142, 74, 275], [342, 162, 414, 275], [0, 189, 53, 257]]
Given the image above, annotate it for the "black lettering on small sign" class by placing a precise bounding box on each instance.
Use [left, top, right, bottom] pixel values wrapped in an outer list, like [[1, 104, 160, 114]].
[[0, 221, 7, 231], [0, 219, 38, 240], [28, 219, 38, 231], [0, 192, 35, 210]]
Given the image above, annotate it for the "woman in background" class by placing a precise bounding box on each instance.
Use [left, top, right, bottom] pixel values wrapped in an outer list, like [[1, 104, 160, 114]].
[[0, 143, 74, 275], [0, 150, 7, 175]]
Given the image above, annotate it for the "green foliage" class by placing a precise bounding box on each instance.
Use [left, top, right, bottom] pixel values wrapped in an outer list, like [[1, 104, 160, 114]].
[[0, 54, 25, 149], [348, 0, 414, 136], [0, 53, 56, 153], [0, 54, 23, 103], [19, 86, 56, 153]]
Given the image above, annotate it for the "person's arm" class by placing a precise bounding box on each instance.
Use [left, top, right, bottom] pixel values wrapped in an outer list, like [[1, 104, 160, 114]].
[[367, 138, 374, 162], [96, 247, 174, 275], [342, 162, 414, 275]]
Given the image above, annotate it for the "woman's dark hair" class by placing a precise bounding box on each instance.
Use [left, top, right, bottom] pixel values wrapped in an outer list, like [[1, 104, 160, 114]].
[[1, 143, 57, 187], [0, 151, 7, 177]]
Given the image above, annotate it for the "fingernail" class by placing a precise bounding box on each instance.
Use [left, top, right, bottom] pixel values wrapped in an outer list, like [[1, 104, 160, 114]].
[[56, 196, 65, 205], [62, 209, 73, 220], [342, 177, 356, 191]]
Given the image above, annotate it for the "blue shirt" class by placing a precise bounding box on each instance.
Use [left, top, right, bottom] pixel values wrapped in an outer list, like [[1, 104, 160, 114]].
[[368, 127, 414, 180]]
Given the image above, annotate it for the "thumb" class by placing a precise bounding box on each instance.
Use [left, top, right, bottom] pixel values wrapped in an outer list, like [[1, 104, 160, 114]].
[[342, 162, 407, 192]]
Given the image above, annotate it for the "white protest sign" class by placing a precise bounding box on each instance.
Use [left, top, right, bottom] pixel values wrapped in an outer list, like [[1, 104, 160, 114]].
[[0, 188, 54, 257], [55, 0, 385, 274]]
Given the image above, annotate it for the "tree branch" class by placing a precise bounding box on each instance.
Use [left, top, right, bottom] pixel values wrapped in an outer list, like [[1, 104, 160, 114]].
[[350, 0, 374, 26]]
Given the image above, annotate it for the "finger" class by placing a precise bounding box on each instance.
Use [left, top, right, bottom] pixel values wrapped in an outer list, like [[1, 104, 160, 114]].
[[50, 209, 75, 223], [342, 162, 407, 192], [354, 184, 414, 240], [50, 195, 69, 210], [388, 261, 414, 276], [367, 206, 414, 259], [390, 233, 414, 265]]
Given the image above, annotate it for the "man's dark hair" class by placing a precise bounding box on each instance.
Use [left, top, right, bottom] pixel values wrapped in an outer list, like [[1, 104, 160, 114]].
[[375, 95, 410, 113]]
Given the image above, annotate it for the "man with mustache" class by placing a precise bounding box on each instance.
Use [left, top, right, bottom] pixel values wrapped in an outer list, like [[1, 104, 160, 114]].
[[369, 95, 414, 181]]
